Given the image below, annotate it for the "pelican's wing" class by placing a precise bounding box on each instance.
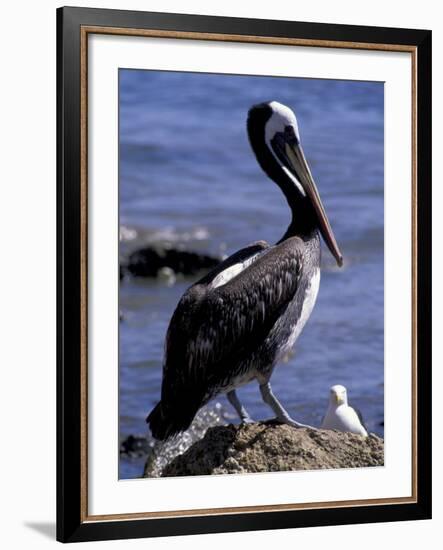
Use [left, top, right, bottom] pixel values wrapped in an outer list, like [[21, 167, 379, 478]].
[[160, 237, 304, 413], [195, 240, 270, 286]]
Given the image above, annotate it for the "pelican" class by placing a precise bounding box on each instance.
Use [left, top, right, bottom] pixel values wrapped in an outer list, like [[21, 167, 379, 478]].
[[147, 101, 343, 440]]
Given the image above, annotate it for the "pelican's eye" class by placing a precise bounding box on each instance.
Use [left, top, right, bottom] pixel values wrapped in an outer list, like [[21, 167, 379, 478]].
[[270, 127, 299, 173], [284, 125, 299, 146]]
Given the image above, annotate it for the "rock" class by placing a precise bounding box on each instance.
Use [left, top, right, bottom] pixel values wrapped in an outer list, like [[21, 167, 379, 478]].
[[159, 423, 384, 477], [120, 434, 150, 457], [124, 246, 220, 278], [143, 404, 229, 478]]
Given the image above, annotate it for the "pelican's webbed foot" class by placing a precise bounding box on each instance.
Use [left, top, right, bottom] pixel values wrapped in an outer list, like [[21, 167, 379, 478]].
[[259, 382, 317, 430]]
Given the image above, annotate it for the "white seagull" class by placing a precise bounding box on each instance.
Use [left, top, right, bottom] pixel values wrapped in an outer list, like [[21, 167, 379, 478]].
[[321, 385, 368, 437]]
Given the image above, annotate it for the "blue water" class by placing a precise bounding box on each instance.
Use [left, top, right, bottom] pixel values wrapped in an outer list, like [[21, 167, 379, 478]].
[[119, 69, 384, 479]]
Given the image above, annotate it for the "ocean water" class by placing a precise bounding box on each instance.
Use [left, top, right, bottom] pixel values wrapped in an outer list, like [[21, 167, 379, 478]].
[[119, 69, 384, 479]]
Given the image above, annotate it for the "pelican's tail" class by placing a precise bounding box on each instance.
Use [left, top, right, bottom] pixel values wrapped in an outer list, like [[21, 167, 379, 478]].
[[146, 400, 199, 441]]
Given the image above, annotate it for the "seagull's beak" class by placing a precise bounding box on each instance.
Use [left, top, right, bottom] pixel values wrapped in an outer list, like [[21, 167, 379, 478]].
[[335, 394, 345, 405], [284, 141, 343, 267]]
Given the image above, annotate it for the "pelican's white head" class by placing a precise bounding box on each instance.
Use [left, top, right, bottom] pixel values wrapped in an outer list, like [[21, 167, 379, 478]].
[[329, 384, 348, 406], [264, 101, 301, 146]]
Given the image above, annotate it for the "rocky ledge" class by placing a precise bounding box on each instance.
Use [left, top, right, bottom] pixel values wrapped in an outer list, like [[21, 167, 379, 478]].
[[122, 246, 221, 278], [159, 422, 384, 477]]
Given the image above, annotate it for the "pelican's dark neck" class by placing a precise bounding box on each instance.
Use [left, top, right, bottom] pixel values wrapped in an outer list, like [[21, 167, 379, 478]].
[[247, 107, 318, 242], [279, 199, 318, 242]]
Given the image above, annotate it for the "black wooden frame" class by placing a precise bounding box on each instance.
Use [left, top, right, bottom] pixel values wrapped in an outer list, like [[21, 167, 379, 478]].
[[57, 6, 432, 543]]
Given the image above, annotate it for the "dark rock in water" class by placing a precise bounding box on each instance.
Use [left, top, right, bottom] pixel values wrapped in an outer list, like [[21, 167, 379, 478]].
[[125, 246, 220, 278], [120, 435, 150, 457], [159, 423, 384, 477]]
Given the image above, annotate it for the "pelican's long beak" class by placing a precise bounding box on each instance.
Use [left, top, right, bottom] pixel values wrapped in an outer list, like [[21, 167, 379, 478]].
[[284, 142, 343, 267]]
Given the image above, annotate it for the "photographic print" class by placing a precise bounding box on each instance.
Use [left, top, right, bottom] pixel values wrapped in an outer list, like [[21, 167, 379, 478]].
[[57, 8, 431, 541], [118, 69, 384, 480]]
